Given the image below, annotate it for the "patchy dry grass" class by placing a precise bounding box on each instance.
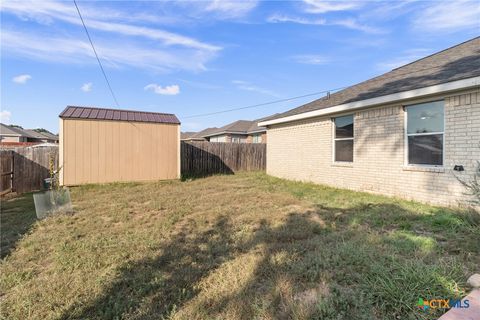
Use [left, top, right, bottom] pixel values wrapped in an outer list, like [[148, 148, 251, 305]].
[[1, 173, 479, 320]]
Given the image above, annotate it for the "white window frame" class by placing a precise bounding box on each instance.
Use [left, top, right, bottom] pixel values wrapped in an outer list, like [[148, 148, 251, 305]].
[[404, 101, 445, 168], [252, 133, 262, 143], [332, 114, 354, 163]]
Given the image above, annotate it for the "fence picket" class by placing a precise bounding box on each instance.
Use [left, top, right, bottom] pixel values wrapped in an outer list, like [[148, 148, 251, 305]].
[[181, 142, 266, 177]]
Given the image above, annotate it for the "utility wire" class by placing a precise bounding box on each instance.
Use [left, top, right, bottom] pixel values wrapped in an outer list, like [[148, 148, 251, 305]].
[[182, 86, 348, 119], [181, 62, 456, 119], [73, 0, 119, 107]]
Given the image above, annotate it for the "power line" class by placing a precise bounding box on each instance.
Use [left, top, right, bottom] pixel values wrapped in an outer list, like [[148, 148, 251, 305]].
[[181, 62, 459, 120], [73, 0, 119, 107], [181, 86, 348, 119]]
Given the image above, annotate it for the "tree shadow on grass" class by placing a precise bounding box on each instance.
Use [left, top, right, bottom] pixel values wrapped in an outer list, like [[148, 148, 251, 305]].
[[62, 216, 237, 319], [60, 203, 479, 320], [1, 193, 37, 259]]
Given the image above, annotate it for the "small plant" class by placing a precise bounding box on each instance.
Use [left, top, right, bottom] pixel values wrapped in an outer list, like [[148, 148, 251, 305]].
[[48, 153, 62, 192], [47, 153, 67, 208]]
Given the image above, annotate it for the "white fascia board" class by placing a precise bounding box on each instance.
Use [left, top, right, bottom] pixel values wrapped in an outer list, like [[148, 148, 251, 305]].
[[259, 77, 480, 126], [247, 129, 267, 134]]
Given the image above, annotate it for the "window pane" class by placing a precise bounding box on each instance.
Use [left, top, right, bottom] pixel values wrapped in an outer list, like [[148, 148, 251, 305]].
[[335, 139, 353, 162], [406, 101, 444, 134], [408, 134, 443, 165], [335, 115, 354, 138]]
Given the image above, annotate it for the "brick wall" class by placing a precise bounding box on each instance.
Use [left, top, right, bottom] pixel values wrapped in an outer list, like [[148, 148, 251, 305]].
[[266, 90, 480, 206]]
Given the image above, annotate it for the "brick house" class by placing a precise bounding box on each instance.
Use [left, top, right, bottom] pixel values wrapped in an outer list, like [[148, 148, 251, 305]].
[[0, 123, 34, 142], [203, 119, 268, 143], [181, 127, 218, 142], [259, 37, 480, 206], [0, 124, 59, 144]]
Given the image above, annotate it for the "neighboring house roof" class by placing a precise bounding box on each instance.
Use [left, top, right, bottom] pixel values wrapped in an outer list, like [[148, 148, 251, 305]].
[[0, 123, 35, 138], [24, 130, 58, 141], [203, 117, 271, 137], [181, 132, 196, 140], [247, 114, 279, 133], [261, 37, 480, 126], [185, 127, 218, 140], [36, 131, 59, 140], [60, 106, 180, 124]]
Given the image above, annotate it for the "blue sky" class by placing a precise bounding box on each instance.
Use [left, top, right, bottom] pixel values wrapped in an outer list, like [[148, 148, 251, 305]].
[[1, 0, 479, 133]]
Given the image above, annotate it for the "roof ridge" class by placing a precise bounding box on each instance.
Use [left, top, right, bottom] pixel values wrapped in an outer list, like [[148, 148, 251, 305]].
[[65, 105, 176, 116], [392, 36, 480, 71], [264, 37, 480, 123]]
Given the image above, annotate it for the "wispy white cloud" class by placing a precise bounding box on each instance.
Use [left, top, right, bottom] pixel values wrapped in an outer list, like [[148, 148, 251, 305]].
[[412, 0, 480, 33], [81, 82, 93, 92], [232, 80, 280, 97], [0, 0, 176, 26], [2, 1, 220, 51], [267, 14, 326, 25], [144, 84, 180, 95], [204, 0, 259, 18], [2, 29, 217, 72], [12, 74, 32, 84], [291, 54, 330, 65], [1, 0, 221, 72], [331, 18, 384, 34], [302, 0, 362, 13], [267, 14, 384, 34], [0, 110, 12, 123], [376, 48, 432, 71]]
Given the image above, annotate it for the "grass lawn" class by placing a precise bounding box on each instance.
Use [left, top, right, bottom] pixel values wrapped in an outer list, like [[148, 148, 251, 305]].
[[1, 172, 479, 320]]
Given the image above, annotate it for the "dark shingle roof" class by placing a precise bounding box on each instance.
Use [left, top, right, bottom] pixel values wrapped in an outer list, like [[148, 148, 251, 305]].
[[269, 37, 480, 121], [190, 127, 218, 139], [25, 130, 58, 140], [221, 120, 255, 132], [247, 114, 279, 133], [181, 132, 196, 140], [202, 116, 274, 137], [0, 123, 35, 138], [37, 131, 59, 140], [60, 106, 180, 124]]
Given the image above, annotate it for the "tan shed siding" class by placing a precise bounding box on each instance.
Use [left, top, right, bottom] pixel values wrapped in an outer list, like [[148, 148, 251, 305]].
[[59, 118, 64, 185], [62, 119, 179, 185], [267, 90, 480, 206]]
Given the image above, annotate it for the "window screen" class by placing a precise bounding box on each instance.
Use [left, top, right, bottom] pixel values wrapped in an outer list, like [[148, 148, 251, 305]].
[[334, 115, 354, 162], [406, 101, 444, 166]]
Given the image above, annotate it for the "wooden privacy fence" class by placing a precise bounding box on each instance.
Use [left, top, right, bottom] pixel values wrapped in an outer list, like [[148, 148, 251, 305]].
[[0, 146, 58, 195], [0, 151, 14, 195], [181, 141, 266, 177]]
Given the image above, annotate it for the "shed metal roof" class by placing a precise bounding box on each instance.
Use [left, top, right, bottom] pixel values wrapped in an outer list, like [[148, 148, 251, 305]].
[[60, 106, 180, 124]]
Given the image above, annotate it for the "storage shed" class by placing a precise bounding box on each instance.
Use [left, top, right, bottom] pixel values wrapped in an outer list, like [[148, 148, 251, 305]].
[[59, 106, 180, 185]]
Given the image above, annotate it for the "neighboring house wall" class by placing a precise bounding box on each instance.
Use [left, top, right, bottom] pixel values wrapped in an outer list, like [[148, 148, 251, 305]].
[[247, 132, 267, 143], [210, 134, 250, 143], [230, 134, 248, 143], [0, 136, 25, 142], [210, 135, 227, 142], [266, 90, 479, 205]]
